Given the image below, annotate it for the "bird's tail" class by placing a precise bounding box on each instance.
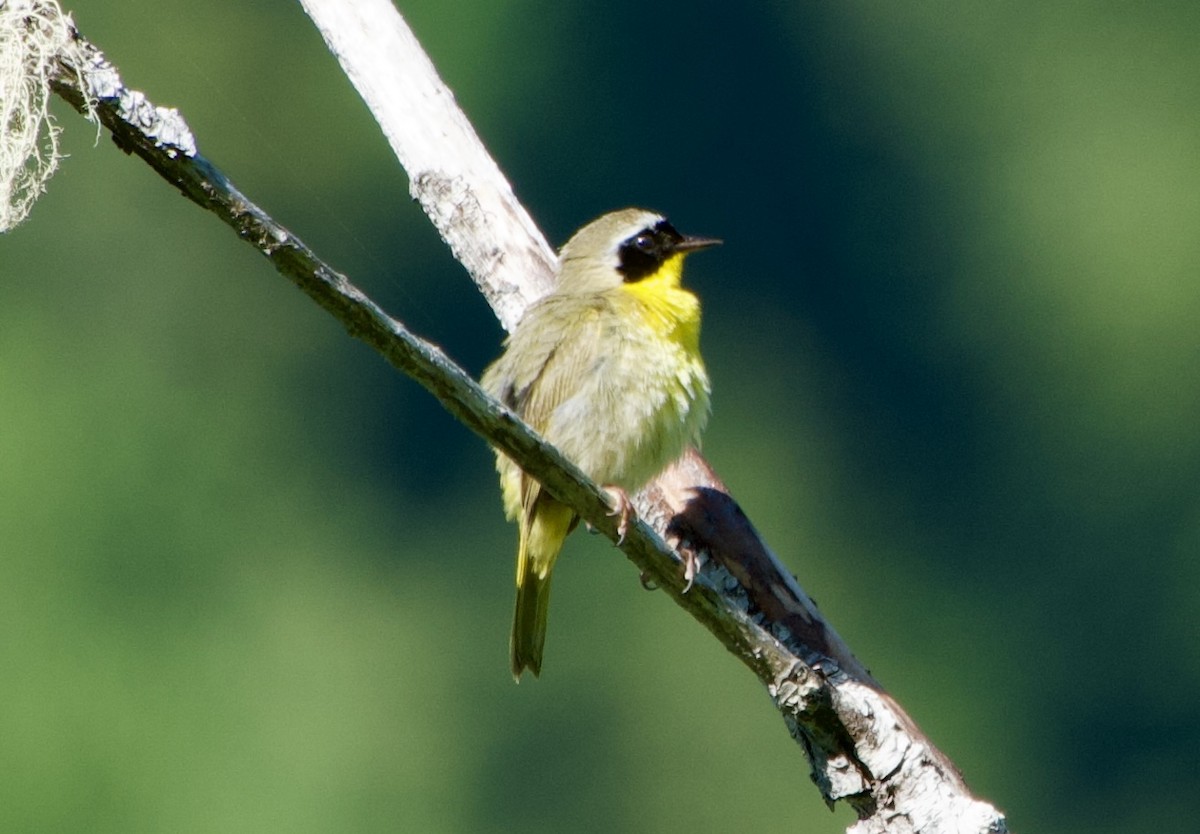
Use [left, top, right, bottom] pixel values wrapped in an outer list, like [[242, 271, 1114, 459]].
[[511, 496, 575, 680]]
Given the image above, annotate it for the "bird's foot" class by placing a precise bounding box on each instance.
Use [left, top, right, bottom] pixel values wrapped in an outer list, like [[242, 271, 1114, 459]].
[[602, 486, 633, 545]]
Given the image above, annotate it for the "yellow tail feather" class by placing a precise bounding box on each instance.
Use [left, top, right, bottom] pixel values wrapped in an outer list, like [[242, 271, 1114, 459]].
[[511, 496, 575, 680]]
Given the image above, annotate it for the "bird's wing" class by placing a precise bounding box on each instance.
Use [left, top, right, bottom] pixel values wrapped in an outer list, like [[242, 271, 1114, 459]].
[[495, 296, 607, 436], [482, 295, 609, 514]]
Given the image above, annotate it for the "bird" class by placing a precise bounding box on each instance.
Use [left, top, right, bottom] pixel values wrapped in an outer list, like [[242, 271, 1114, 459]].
[[481, 208, 718, 680]]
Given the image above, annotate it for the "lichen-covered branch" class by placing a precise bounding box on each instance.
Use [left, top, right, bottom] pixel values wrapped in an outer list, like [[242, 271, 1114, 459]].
[[22, 1, 1009, 830]]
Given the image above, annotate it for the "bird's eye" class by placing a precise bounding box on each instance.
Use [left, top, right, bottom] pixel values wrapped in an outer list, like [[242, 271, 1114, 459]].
[[617, 226, 668, 282]]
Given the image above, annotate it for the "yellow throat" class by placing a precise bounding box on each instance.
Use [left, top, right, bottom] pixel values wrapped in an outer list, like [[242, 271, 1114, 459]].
[[618, 253, 702, 353]]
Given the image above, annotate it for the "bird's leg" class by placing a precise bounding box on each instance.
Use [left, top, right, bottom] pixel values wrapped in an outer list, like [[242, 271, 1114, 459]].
[[602, 486, 634, 545]]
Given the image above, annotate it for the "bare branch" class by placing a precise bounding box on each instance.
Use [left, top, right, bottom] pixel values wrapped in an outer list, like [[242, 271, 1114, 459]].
[[300, 0, 555, 333], [25, 2, 1009, 831]]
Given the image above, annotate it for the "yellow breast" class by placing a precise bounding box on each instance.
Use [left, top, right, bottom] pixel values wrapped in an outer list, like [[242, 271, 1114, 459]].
[[584, 254, 707, 489]]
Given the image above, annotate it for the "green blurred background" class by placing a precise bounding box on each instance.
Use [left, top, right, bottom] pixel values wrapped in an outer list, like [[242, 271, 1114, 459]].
[[3, 1, 1198, 831]]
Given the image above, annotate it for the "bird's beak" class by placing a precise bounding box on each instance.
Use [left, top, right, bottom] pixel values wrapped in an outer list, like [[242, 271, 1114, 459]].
[[673, 235, 723, 254]]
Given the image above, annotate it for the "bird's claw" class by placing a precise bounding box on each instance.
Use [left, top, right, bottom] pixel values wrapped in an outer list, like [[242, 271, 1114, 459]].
[[681, 550, 699, 593], [603, 486, 633, 545]]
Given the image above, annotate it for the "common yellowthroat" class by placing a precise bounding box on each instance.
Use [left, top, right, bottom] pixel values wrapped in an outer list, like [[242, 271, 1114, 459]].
[[481, 208, 718, 680]]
